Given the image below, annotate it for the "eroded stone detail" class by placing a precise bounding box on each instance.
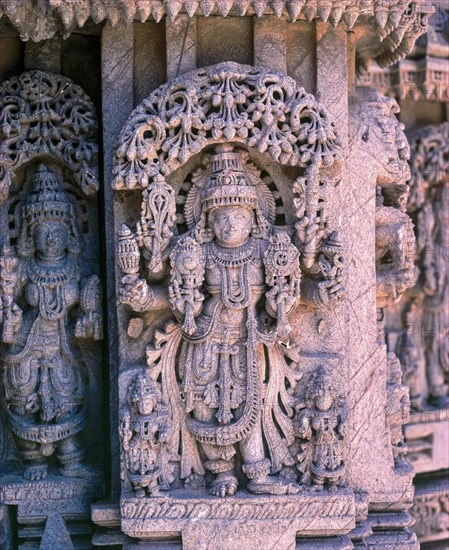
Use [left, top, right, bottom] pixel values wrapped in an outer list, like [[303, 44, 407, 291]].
[[385, 352, 410, 467], [412, 491, 449, 542], [369, 94, 416, 310]]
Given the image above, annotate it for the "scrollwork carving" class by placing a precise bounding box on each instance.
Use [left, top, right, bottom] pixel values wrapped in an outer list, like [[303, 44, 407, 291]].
[[113, 62, 342, 271], [0, 71, 99, 202]]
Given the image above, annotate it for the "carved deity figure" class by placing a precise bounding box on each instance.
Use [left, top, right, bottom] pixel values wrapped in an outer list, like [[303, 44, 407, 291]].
[[0, 165, 102, 480], [120, 373, 171, 498], [118, 145, 345, 497], [401, 123, 449, 408], [295, 367, 348, 492], [385, 352, 409, 466]]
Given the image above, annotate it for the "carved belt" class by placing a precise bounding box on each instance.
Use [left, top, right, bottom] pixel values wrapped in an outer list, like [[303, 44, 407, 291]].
[[7, 409, 85, 443]]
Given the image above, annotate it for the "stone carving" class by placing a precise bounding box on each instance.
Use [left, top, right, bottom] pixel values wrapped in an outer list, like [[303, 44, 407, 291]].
[[397, 298, 423, 408], [0, 165, 102, 481], [295, 366, 348, 492], [120, 372, 173, 498], [114, 62, 343, 273], [349, 88, 416, 312], [359, 5, 448, 102], [0, 0, 432, 66], [412, 491, 449, 540], [400, 122, 449, 408], [117, 137, 346, 498], [0, 70, 99, 202], [385, 352, 410, 466], [369, 95, 416, 310]]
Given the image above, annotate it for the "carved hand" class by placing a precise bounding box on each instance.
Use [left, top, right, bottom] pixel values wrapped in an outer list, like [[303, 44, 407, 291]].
[[119, 276, 154, 312], [168, 280, 203, 319], [75, 311, 103, 340], [316, 279, 346, 307], [1, 303, 22, 344]]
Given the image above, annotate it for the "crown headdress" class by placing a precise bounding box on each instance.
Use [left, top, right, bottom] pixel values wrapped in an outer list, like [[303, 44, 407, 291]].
[[21, 164, 76, 229], [201, 145, 258, 212]]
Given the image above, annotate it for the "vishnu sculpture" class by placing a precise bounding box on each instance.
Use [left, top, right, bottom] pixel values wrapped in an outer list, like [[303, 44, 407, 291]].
[[118, 145, 346, 497], [0, 165, 102, 480]]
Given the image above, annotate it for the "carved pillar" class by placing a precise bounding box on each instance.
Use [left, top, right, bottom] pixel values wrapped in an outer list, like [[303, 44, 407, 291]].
[[0, 70, 103, 548]]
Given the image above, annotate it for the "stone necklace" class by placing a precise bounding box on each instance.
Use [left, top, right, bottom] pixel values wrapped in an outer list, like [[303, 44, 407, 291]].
[[210, 241, 255, 309], [28, 256, 74, 320]]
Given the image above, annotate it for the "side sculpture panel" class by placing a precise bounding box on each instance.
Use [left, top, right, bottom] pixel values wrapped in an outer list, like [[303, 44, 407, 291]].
[[348, 86, 417, 547], [0, 70, 103, 547], [387, 123, 449, 544], [113, 62, 353, 547]]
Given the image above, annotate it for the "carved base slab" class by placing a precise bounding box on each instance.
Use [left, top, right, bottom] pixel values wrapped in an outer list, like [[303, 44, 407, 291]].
[[0, 473, 103, 516], [120, 489, 355, 550], [1, 473, 104, 548]]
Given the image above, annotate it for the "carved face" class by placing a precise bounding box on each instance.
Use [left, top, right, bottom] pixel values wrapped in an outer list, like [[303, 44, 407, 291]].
[[33, 220, 69, 260], [209, 205, 253, 247], [315, 390, 334, 411], [138, 393, 156, 416]]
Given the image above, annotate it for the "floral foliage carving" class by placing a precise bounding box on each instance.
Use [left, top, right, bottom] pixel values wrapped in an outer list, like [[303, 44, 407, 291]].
[[0, 70, 99, 201], [113, 62, 341, 189]]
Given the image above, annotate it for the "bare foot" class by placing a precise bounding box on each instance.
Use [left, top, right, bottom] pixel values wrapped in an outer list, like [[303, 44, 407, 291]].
[[24, 464, 48, 481], [248, 475, 301, 495], [210, 473, 238, 497]]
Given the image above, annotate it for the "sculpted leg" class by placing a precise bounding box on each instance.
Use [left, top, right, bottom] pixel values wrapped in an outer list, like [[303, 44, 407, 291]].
[[240, 418, 300, 495], [17, 439, 48, 481], [57, 435, 88, 477], [192, 402, 237, 497]]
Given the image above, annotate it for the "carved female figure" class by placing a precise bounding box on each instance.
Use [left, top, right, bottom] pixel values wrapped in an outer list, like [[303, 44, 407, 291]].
[[418, 182, 449, 407], [119, 146, 344, 497], [295, 367, 348, 492], [0, 165, 102, 480]]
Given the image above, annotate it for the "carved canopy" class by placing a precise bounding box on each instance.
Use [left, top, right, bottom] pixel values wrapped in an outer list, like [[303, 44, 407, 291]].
[[0, 70, 99, 201]]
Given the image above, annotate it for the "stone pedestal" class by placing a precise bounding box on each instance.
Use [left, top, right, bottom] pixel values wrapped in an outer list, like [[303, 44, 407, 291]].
[[120, 490, 355, 549]]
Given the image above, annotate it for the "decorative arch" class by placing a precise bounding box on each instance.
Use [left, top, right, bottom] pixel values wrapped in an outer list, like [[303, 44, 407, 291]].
[[0, 70, 99, 201], [113, 62, 342, 269]]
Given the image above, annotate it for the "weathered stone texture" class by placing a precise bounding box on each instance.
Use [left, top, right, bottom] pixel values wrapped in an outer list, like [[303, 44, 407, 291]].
[[0, 2, 442, 548]]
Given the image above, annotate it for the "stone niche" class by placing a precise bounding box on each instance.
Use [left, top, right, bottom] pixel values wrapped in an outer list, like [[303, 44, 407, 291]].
[[0, 1, 436, 549]]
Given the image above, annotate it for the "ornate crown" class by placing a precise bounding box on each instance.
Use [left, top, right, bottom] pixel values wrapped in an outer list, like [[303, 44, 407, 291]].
[[201, 145, 258, 211], [128, 373, 161, 405], [22, 164, 76, 230]]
